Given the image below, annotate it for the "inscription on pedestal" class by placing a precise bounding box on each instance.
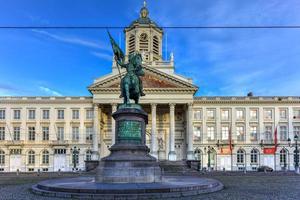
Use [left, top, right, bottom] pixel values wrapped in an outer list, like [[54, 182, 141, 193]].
[[117, 120, 142, 142]]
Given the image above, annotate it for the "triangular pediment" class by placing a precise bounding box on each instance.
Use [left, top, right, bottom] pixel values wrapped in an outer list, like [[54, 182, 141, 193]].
[[88, 65, 198, 94]]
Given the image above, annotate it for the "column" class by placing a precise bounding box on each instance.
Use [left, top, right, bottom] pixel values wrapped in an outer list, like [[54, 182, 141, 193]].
[[111, 104, 117, 145], [187, 103, 194, 160], [168, 103, 177, 161], [151, 103, 158, 158], [92, 105, 100, 161]]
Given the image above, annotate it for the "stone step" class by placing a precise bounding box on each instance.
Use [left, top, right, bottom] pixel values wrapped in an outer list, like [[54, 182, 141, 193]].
[[159, 160, 198, 175]]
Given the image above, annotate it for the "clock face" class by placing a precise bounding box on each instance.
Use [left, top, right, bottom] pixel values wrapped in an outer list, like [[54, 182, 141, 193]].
[[140, 33, 148, 41]]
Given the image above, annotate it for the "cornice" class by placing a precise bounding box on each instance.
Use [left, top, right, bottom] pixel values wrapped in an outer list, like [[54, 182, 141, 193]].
[[0, 96, 93, 104], [193, 96, 300, 104], [90, 87, 197, 94]]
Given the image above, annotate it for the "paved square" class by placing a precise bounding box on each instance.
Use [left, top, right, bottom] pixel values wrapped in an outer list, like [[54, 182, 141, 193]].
[[0, 172, 299, 199]]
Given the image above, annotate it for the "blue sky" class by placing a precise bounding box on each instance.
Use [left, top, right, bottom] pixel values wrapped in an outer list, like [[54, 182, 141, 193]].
[[0, 0, 300, 96]]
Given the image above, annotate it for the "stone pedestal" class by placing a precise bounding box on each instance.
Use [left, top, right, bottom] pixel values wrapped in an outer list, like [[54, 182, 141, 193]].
[[95, 104, 161, 183]]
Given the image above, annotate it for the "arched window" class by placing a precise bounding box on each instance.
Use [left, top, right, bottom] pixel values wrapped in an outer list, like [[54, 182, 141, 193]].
[[237, 149, 245, 164], [28, 150, 35, 165], [86, 150, 92, 161], [0, 150, 5, 165], [250, 149, 259, 164], [194, 149, 202, 161], [139, 33, 149, 53], [153, 36, 159, 56], [280, 149, 288, 165], [42, 150, 49, 165], [128, 34, 136, 54]]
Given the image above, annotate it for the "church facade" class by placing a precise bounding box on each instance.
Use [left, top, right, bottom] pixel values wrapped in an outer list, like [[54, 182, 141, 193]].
[[1, 3, 300, 172]]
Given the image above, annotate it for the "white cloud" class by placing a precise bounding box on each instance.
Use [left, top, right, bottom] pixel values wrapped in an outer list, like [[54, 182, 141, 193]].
[[39, 86, 62, 96], [91, 51, 112, 61], [32, 29, 110, 51]]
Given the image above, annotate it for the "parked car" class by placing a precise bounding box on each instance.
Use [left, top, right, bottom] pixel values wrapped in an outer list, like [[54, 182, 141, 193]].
[[257, 166, 273, 172]]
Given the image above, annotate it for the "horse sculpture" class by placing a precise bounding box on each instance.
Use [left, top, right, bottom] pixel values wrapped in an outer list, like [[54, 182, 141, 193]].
[[108, 31, 145, 105], [117, 53, 145, 104]]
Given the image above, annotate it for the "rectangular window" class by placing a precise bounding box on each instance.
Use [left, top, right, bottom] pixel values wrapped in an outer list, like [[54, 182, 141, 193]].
[[236, 109, 244, 120], [193, 126, 201, 141], [294, 109, 300, 119], [42, 127, 49, 141], [207, 110, 215, 120], [54, 149, 66, 154], [193, 110, 202, 120], [72, 127, 80, 141], [294, 126, 300, 138], [57, 110, 64, 120], [264, 126, 273, 142], [0, 127, 5, 140], [28, 109, 35, 120], [250, 126, 258, 141], [250, 109, 258, 120], [86, 109, 94, 119], [28, 127, 35, 141], [13, 127, 20, 141], [42, 110, 50, 120], [13, 110, 21, 120], [86, 126, 93, 141], [57, 127, 64, 141], [0, 110, 5, 119], [279, 109, 287, 120], [264, 109, 273, 120], [221, 126, 229, 140], [207, 126, 215, 141], [237, 126, 245, 141], [279, 126, 287, 141], [221, 110, 229, 120], [72, 110, 79, 120]]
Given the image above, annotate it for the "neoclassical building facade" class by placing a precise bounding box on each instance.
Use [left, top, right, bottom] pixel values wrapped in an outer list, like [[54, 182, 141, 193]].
[[1, 3, 300, 172]]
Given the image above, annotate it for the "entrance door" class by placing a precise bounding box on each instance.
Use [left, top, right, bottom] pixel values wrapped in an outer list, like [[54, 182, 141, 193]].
[[10, 155, 22, 172], [220, 156, 231, 171], [264, 155, 275, 169], [54, 155, 67, 171]]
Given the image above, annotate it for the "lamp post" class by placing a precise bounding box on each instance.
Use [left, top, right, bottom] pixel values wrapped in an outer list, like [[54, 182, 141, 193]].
[[205, 146, 213, 172], [71, 146, 80, 171], [288, 135, 299, 174]]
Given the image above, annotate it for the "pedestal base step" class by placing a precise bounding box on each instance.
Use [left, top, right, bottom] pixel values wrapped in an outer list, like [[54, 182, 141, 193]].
[[32, 176, 223, 199]]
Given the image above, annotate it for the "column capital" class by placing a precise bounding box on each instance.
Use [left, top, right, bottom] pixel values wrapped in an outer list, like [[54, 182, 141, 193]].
[[169, 103, 176, 109], [151, 103, 158, 108]]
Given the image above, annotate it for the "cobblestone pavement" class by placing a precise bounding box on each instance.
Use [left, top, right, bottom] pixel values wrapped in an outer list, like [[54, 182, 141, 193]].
[[0, 172, 299, 200]]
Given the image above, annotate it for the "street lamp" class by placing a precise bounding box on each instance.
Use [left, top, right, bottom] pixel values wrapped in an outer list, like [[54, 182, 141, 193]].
[[71, 146, 80, 171], [204, 146, 214, 172], [288, 135, 299, 174]]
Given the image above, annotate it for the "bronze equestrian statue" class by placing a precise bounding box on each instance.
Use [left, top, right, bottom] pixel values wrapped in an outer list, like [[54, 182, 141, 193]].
[[108, 31, 145, 105]]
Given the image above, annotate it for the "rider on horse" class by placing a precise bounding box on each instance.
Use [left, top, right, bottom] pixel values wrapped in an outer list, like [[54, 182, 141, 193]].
[[116, 52, 145, 100]]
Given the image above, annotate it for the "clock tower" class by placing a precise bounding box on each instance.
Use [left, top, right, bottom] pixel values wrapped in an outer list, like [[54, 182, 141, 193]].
[[124, 1, 163, 62]]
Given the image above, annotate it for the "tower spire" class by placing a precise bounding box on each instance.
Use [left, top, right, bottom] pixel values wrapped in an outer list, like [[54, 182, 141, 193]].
[[140, 0, 149, 18]]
